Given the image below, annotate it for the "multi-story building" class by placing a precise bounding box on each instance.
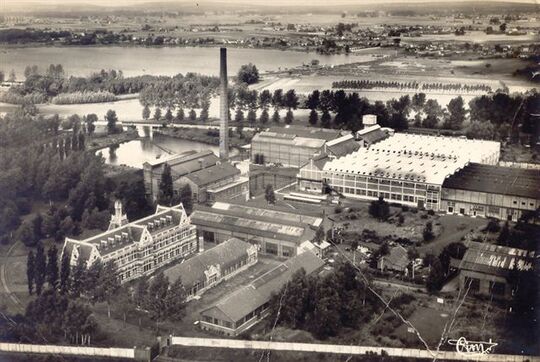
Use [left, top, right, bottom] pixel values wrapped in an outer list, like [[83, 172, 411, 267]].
[[300, 133, 501, 211], [143, 150, 219, 201], [441, 163, 540, 221], [62, 202, 198, 283], [190, 202, 323, 258], [163, 238, 258, 301], [180, 162, 249, 204], [251, 126, 355, 168]]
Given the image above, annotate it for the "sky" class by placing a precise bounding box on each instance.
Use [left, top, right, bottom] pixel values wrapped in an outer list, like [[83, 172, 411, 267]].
[[3, 0, 537, 6]]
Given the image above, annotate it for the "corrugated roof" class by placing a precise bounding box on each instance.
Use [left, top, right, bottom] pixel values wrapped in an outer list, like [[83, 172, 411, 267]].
[[201, 251, 324, 323], [163, 238, 252, 289], [325, 135, 360, 158], [442, 163, 540, 199], [372, 133, 500, 163], [323, 148, 466, 185], [458, 241, 535, 277], [184, 162, 240, 187]]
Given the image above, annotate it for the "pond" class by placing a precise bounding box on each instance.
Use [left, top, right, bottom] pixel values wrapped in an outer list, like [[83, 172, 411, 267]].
[[96, 133, 230, 169]]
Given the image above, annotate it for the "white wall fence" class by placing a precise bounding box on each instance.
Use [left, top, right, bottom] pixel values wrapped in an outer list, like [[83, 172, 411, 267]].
[[169, 336, 540, 362], [498, 161, 540, 170], [0, 342, 136, 359]]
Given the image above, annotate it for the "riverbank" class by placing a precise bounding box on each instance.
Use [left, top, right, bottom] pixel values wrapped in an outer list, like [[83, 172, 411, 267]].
[[87, 129, 139, 151], [157, 126, 254, 148]]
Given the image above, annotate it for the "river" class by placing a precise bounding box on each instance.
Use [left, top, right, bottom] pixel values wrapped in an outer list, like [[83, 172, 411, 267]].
[[96, 133, 232, 169], [0, 46, 369, 79]]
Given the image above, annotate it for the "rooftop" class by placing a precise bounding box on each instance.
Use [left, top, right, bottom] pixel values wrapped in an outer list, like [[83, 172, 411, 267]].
[[324, 134, 360, 158], [456, 241, 535, 278], [252, 127, 343, 150], [323, 148, 466, 185], [163, 238, 253, 289], [184, 162, 240, 187], [191, 202, 322, 243], [200, 251, 324, 323], [372, 133, 500, 163], [442, 163, 540, 200]]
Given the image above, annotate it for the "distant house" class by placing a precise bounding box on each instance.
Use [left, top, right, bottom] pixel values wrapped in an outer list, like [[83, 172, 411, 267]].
[[199, 250, 324, 336], [378, 245, 409, 274], [355, 124, 389, 147], [163, 238, 258, 301], [451, 241, 535, 299]]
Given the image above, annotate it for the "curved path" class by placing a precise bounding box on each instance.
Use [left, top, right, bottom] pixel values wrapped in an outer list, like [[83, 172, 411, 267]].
[[0, 241, 24, 313]]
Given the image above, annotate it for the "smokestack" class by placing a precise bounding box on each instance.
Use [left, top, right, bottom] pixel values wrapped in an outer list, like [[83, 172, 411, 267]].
[[219, 47, 229, 160]]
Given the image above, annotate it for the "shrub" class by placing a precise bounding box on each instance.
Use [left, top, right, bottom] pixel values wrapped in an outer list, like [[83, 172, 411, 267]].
[[401, 205, 409, 212], [427, 209, 435, 216], [51, 91, 117, 104], [334, 206, 343, 214]]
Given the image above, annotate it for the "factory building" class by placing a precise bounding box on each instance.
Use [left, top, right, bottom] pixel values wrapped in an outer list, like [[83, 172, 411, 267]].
[[371, 133, 500, 165], [199, 250, 324, 336], [250, 126, 350, 168], [163, 238, 258, 301], [441, 164, 540, 221], [190, 202, 323, 258], [297, 133, 501, 211], [62, 203, 198, 284], [143, 150, 219, 201], [451, 241, 535, 300]]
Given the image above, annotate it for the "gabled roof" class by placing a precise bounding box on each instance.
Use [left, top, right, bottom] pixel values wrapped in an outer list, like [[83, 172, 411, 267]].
[[201, 251, 324, 324], [325, 134, 360, 158], [184, 162, 240, 187], [163, 238, 253, 289], [381, 245, 409, 271]]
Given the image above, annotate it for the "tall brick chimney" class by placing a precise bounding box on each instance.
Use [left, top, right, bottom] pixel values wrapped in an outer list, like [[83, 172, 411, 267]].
[[219, 47, 229, 160]]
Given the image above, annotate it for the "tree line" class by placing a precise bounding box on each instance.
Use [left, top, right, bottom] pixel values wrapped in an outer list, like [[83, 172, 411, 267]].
[[268, 263, 381, 339], [333, 80, 492, 93]]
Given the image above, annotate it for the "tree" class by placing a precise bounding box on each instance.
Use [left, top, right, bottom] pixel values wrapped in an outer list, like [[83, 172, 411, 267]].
[[271, 110, 280, 123], [146, 272, 169, 323], [423, 221, 435, 242], [142, 105, 151, 120], [158, 164, 174, 205], [60, 251, 71, 295], [368, 197, 390, 221], [308, 109, 318, 126], [247, 109, 257, 125], [70, 257, 86, 298], [178, 184, 193, 215], [47, 245, 59, 289], [175, 108, 185, 122], [134, 277, 149, 309], [259, 90, 272, 110], [259, 109, 269, 124], [466, 121, 495, 140], [284, 110, 294, 125], [284, 89, 299, 111], [426, 258, 445, 293], [422, 99, 443, 128], [237, 63, 259, 85], [189, 109, 197, 121], [34, 243, 47, 295], [105, 110, 118, 134], [234, 109, 245, 122], [153, 108, 162, 122], [321, 109, 331, 128], [265, 184, 276, 204], [164, 108, 174, 123], [93, 261, 120, 318], [165, 278, 187, 321], [8, 69, 16, 82], [199, 103, 209, 122], [497, 221, 510, 245], [86, 114, 97, 135], [272, 89, 284, 111], [17, 221, 36, 247], [444, 96, 466, 130], [306, 90, 320, 110], [27, 251, 35, 295], [412, 93, 426, 111]]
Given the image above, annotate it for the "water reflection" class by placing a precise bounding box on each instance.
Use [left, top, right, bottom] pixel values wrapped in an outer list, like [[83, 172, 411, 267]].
[[97, 134, 229, 169]]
